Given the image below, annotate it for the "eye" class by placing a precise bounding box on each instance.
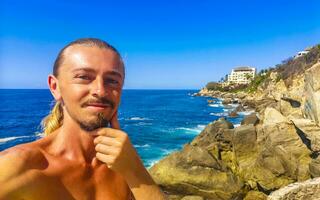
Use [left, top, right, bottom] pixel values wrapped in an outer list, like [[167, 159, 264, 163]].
[[76, 75, 91, 80], [105, 78, 120, 85]]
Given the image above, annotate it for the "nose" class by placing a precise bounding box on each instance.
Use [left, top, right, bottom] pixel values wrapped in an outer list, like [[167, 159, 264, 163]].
[[92, 77, 107, 98]]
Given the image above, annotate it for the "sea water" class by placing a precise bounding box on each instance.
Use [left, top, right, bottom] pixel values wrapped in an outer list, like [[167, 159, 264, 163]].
[[0, 89, 246, 168]]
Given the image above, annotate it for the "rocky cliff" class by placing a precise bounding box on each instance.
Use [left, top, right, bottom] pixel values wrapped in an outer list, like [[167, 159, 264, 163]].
[[148, 48, 320, 200]]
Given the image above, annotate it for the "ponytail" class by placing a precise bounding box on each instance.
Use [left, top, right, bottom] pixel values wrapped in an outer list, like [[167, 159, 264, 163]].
[[41, 101, 63, 135]]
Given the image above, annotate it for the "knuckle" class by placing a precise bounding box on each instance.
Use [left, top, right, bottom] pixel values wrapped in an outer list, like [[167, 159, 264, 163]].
[[95, 144, 102, 151]]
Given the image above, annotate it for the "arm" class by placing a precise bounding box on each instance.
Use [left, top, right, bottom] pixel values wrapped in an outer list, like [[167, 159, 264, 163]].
[[123, 157, 168, 200], [94, 111, 168, 200]]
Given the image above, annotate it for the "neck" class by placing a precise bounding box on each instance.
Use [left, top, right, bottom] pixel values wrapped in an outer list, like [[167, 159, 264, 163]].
[[49, 114, 97, 164]]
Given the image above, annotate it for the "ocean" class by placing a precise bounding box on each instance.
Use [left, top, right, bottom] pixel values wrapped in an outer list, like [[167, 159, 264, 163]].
[[0, 89, 248, 168]]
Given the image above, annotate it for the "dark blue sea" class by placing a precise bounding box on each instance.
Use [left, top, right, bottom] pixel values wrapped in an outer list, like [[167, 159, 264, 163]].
[[0, 89, 250, 168]]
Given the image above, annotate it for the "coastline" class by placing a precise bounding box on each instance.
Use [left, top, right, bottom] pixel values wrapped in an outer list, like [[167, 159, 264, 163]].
[[148, 61, 320, 200]]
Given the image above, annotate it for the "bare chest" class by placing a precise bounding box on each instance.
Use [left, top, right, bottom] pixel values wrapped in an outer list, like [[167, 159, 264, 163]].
[[20, 165, 130, 200]]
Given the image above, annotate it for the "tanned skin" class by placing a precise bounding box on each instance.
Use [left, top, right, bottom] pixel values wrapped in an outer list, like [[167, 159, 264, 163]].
[[0, 45, 167, 200]]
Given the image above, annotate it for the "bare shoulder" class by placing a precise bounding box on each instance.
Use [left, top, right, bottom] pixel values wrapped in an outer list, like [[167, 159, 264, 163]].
[[0, 142, 46, 170], [0, 142, 47, 198]]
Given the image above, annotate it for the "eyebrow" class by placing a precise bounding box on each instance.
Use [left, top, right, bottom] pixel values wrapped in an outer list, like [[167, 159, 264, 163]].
[[72, 67, 123, 78]]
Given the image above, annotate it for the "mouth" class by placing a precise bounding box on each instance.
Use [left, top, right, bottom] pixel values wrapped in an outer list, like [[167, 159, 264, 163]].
[[85, 103, 112, 111]]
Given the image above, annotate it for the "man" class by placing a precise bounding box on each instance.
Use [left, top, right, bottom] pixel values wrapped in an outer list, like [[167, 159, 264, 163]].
[[0, 38, 167, 200]]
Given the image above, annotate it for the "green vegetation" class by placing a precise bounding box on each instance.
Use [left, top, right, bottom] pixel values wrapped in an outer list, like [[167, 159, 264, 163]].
[[205, 43, 320, 93], [205, 70, 271, 93]]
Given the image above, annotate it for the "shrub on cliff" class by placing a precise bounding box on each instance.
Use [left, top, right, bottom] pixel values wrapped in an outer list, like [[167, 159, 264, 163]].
[[275, 44, 320, 87]]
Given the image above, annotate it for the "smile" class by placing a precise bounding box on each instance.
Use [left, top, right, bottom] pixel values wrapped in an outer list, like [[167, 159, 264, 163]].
[[85, 103, 112, 111]]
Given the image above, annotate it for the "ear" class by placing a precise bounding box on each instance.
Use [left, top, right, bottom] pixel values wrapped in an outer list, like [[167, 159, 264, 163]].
[[48, 74, 62, 101]]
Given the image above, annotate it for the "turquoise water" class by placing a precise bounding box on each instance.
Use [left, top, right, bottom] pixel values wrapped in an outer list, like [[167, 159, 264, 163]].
[[0, 89, 246, 168]]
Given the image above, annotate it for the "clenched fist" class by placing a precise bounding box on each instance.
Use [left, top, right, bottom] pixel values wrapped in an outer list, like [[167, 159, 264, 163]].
[[93, 111, 142, 176]]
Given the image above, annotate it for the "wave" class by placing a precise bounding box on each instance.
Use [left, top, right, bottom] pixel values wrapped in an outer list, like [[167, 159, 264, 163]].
[[134, 122, 153, 126], [128, 117, 151, 121], [227, 103, 240, 108], [210, 112, 228, 117], [134, 144, 151, 148], [234, 123, 241, 128], [208, 104, 220, 107], [0, 136, 32, 144], [145, 148, 180, 169], [146, 158, 161, 169], [238, 110, 255, 115], [175, 125, 205, 134]]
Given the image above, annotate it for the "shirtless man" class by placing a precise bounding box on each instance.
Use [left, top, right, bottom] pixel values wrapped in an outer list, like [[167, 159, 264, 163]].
[[0, 38, 167, 200]]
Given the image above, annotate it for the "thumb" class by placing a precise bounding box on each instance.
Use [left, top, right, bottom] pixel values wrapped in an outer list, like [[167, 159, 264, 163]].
[[110, 110, 120, 130]]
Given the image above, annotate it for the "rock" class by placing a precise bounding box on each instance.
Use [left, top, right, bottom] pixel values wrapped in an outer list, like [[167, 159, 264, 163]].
[[168, 194, 184, 200], [149, 118, 245, 199], [244, 191, 267, 200], [232, 124, 257, 160], [280, 96, 302, 118], [263, 107, 289, 125], [222, 98, 232, 105], [181, 195, 204, 200], [234, 107, 312, 192], [257, 108, 312, 187], [236, 93, 247, 99], [241, 113, 259, 125], [268, 177, 320, 200], [207, 99, 215, 103], [149, 143, 244, 200], [191, 118, 234, 151], [228, 111, 238, 118], [309, 157, 320, 178], [235, 104, 245, 112], [290, 118, 320, 152], [304, 62, 320, 126]]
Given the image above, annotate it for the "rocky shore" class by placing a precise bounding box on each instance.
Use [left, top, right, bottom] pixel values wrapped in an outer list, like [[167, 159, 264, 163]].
[[148, 61, 320, 199]]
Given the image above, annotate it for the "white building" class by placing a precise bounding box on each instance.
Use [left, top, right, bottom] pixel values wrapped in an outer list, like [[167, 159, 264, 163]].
[[294, 50, 309, 59], [227, 66, 256, 85]]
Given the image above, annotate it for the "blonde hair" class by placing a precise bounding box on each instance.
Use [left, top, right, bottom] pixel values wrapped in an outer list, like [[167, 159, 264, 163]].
[[41, 101, 63, 135]]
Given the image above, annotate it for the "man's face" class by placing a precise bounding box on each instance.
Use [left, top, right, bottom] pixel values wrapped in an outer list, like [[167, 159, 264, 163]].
[[56, 45, 124, 131]]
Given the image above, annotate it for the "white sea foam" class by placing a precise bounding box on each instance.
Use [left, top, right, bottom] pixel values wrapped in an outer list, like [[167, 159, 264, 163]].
[[228, 103, 239, 108], [197, 124, 206, 129], [208, 104, 220, 107], [146, 158, 161, 169], [238, 110, 255, 115], [0, 136, 31, 144], [134, 144, 151, 148], [135, 122, 153, 126], [234, 123, 241, 128], [175, 125, 205, 134], [128, 117, 151, 121], [210, 112, 228, 117]]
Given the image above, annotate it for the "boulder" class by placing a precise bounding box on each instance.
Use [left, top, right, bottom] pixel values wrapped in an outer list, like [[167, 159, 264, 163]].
[[280, 96, 302, 118], [309, 156, 320, 178], [222, 98, 233, 105], [149, 143, 244, 200], [304, 62, 320, 126], [244, 191, 267, 200], [290, 118, 320, 152], [235, 104, 246, 112], [241, 113, 259, 125], [234, 107, 312, 192], [232, 124, 257, 160], [191, 118, 234, 151], [228, 111, 239, 118], [181, 195, 204, 200]]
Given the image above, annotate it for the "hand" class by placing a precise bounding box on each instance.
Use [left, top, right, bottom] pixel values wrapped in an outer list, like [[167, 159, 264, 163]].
[[93, 111, 142, 175]]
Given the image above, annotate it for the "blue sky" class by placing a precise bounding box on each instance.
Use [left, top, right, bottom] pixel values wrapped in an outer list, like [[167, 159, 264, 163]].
[[1, 0, 319, 89]]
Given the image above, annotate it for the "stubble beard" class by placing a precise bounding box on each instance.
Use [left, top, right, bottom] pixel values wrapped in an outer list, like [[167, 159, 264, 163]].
[[78, 112, 109, 132]]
